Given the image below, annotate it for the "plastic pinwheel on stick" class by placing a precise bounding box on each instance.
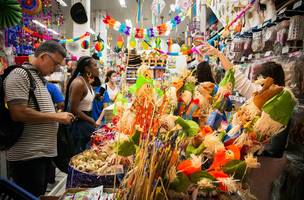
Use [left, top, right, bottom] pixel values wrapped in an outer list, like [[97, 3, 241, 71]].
[[0, 0, 22, 29]]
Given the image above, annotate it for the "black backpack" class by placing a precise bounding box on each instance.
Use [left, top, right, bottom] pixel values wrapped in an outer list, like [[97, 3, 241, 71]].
[[0, 65, 39, 151]]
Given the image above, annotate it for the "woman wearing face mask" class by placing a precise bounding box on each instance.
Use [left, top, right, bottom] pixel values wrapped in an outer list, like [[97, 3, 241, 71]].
[[65, 56, 99, 153], [104, 70, 119, 103]]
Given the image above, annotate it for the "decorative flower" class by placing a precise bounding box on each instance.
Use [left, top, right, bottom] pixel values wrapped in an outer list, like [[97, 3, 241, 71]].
[[217, 177, 238, 193]]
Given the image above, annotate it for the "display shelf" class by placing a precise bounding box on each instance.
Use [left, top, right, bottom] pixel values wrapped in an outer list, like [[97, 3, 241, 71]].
[[126, 77, 137, 81], [126, 67, 139, 70], [149, 66, 166, 70]]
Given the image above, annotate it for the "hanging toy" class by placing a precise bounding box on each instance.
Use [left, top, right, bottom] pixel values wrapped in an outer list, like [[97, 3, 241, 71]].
[[116, 36, 124, 49], [81, 40, 90, 49], [135, 28, 144, 39], [95, 42, 104, 52], [21, 0, 42, 15], [142, 39, 150, 50], [155, 37, 161, 49], [129, 36, 136, 49]]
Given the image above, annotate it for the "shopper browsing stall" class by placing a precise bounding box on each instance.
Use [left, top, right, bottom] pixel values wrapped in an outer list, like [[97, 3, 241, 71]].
[[3, 40, 75, 197], [65, 56, 99, 154], [91, 77, 110, 126], [104, 70, 119, 103]]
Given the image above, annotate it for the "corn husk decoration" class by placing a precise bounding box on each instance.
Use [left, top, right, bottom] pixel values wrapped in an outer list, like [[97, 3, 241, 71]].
[[254, 89, 296, 138], [213, 69, 235, 112]]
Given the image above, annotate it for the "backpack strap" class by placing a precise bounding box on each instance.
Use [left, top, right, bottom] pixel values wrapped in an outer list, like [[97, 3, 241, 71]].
[[19, 66, 40, 112], [3, 65, 40, 111]]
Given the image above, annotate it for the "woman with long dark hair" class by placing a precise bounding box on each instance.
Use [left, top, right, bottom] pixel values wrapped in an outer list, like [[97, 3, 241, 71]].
[[196, 61, 216, 84], [65, 56, 99, 153]]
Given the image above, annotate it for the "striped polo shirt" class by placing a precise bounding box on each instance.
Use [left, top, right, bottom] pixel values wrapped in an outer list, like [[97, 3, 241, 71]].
[[4, 64, 58, 161]]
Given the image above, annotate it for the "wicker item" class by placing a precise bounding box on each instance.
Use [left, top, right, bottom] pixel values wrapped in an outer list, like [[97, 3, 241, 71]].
[[287, 15, 304, 41]]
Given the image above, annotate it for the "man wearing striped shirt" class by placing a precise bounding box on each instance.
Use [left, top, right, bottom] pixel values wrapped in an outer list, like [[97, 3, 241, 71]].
[[4, 41, 75, 197]]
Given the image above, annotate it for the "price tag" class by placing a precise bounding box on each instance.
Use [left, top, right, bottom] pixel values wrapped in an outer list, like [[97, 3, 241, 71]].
[[278, 7, 287, 15], [241, 56, 246, 62], [265, 51, 272, 57], [282, 46, 289, 54], [248, 54, 253, 60], [293, 0, 303, 9]]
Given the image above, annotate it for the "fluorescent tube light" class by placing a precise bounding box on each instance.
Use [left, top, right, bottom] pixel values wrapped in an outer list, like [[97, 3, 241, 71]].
[[32, 20, 47, 28], [48, 28, 59, 35], [89, 28, 96, 35], [56, 0, 67, 6], [119, 0, 126, 8]]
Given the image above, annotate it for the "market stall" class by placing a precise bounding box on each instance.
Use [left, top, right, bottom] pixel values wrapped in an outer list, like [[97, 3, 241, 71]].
[[1, 0, 304, 200]]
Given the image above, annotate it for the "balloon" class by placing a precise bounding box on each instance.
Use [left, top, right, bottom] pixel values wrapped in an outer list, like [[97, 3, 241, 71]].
[[81, 40, 89, 49], [171, 43, 181, 52], [95, 42, 104, 52], [97, 52, 103, 58], [177, 0, 192, 12]]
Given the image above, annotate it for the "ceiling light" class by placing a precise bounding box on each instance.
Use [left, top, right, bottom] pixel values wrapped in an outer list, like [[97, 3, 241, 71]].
[[56, 0, 67, 6], [32, 20, 47, 28], [119, 0, 126, 8], [125, 19, 132, 27], [89, 28, 96, 35], [48, 28, 59, 35]]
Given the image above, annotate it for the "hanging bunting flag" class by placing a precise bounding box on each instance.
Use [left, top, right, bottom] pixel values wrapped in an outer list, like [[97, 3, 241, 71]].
[[102, 11, 189, 39], [143, 0, 256, 56]]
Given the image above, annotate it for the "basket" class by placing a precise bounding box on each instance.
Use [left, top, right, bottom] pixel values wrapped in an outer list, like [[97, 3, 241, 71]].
[[66, 164, 124, 189], [0, 178, 39, 200]]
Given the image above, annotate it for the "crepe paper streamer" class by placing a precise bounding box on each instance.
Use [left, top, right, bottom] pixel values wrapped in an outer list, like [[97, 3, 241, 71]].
[[59, 32, 90, 44], [81, 40, 90, 49], [0, 0, 22, 29], [23, 27, 53, 40], [137, 0, 141, 26], [152, 0, 165, 16], [21, 0, 42, 15]]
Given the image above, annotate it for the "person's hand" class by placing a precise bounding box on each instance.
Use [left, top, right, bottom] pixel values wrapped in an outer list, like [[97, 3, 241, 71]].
[[198, 42, 221, 57], [96, 119, 102, 127], [55, 112, 75, 124]]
